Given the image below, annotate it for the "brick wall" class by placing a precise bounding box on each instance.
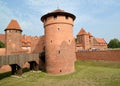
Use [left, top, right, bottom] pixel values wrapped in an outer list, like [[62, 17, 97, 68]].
[[0, 48, 5, 55], [31, 36, 45, 53], [0, 34, 5, 43], [76, 50, 120, 62]]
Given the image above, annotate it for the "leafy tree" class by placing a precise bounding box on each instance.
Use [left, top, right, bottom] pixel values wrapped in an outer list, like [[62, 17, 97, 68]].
[[108, 38, 120, 48], [0, 41, 5, 48]]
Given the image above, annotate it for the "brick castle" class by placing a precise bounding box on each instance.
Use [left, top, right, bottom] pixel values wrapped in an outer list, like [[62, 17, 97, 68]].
[[0, 9, 107, 74]]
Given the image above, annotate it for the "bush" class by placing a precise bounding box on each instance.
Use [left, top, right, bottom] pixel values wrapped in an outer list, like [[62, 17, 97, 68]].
[[0, 41, 5, 48], [108, 38, 120, 48]]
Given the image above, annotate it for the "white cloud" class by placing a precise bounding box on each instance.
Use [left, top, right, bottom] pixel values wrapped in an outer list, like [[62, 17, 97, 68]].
[[0, 1, 14, 33]]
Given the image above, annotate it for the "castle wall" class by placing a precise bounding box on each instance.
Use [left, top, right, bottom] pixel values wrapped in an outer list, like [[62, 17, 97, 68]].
[[31, 36, 45, 53], [0, 34, 5, 43], [0, 48, 5, 55], [76, 50, 120, 62], [92, 45, 107, 50]]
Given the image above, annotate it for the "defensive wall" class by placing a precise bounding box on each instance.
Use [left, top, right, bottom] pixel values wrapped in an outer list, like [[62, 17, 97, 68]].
[[76, 50, 120, 62]]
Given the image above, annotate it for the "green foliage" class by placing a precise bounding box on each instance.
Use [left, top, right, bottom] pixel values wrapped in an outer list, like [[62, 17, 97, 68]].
[[108, 38, 120, 48], [0, 71, 11, 79], [0, 41, 5, 48]]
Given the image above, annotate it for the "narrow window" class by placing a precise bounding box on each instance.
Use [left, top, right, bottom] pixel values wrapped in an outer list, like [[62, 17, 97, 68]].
[[58, 28, 60, 31], [54, 15, 57, 19], [65, 15, 68, 19], [58, 50, 60, 54], [69, 40, 70, 42], [60, 70, 62, 72], [51, 40, 52, 43], [44, 18, 47, 22]]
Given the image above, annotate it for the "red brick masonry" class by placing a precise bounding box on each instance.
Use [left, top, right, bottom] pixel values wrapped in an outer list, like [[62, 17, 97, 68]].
[[76, 50, 120, 62]]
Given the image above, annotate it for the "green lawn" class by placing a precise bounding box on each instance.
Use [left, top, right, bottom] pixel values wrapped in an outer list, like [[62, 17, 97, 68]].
[[0, 60, 120, 86]]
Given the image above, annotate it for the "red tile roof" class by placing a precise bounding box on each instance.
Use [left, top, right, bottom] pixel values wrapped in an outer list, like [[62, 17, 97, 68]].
[[95, 38, 107, 45], [77, 28, 88, 35], [0, 34, 5, 43], [5, 19, 22, 31], [52, 9, 65, 13], [41, 9, 76, 22]]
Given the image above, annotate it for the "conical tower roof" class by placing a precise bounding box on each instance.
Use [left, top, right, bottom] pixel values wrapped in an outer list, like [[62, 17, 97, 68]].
[[52, 9, 65, 13], [5, 19, 22, 31], [41, 9, 76, 22], [77, 28, 87, 35]]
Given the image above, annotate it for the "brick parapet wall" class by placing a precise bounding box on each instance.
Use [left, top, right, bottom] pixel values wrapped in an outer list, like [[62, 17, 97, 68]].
[[76, 50, 120, 62]]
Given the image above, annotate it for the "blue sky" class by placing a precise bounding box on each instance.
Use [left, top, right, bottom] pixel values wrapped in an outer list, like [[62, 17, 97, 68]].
[[0, 0, 120, 42]]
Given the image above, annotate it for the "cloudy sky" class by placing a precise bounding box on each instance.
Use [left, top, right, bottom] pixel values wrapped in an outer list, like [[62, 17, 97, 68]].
[[0, 0, 120, 42]]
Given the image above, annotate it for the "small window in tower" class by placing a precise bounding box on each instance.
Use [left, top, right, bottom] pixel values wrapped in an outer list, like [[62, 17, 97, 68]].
[[58, 50, 60, 54], [54, 15, 57, 19], [16, 30, 17, 32], [58, 28, 60, 31], [60, 70, 62, 72], [44, 18, 47, 22], [51, 40, 52, 43], [65, 15, 68, 19], [69, 40, 70, 42]]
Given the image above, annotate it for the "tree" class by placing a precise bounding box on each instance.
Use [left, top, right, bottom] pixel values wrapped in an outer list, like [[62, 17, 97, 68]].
[[108, 38, 120, 48], [0, 41, 5, 48]]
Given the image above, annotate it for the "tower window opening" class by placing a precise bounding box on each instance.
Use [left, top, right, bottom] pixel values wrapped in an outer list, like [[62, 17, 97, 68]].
[[58, 50, 60, 54], [51, 40, 52, 43], [44, 18, 47, 22], [58, 28, 60, 31], [69, 40, 70, 42], [65, 15, 68, 19], [54, 15, 57, 19], [60, 70, 62, 72]]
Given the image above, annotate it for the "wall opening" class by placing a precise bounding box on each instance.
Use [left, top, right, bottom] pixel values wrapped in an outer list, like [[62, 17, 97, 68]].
[[58, 28, 60, 31], [60, 70, 62, 72], [58, 50, 60, 54], [44, 18, 47, 22], [69, 40, 70, 42], [65, 15, 68, 19], [51, 40, 52, 43], [54, 15, 57, 19]]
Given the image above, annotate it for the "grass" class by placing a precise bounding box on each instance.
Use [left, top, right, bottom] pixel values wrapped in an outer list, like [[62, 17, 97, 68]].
[[0, 60, 120, 86]]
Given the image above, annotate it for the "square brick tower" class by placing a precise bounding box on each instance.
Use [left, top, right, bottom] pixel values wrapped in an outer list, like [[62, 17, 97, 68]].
[[4, 20, 22, 55], [41, 9, 76, 75], [77, 28, 90, 50]]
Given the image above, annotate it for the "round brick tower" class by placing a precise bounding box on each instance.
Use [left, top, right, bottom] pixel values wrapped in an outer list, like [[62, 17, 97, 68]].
[[41, 9, 76, 75], [4, 19, 22, 55]]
